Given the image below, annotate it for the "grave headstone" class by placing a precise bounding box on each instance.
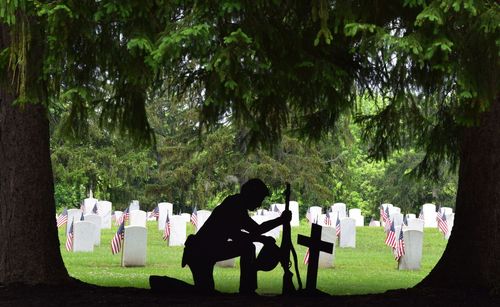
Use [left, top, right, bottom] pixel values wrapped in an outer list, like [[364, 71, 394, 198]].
[[398, 229, 424, 270], [196, 210, 212, 232], [391, 212, 404, 227], [168, 215, 187, 246], [348, 208, 364, 227], [129, 200, 140, 212], [406, 218, 425, 232], [129, 210, 147, 227], [388, 206, 401, 217], [405, 213, 416, 220], [67, 209, 83, 235], [97, 201, 112, 229], [422, 203, 437, 227], [72, 221, 96, 252], [369, 220, 381, 227], [180, 213, 191, 223], [308, 206, 322, 223], [122, 225, 147, 267], [441, 207, 453, 215], [445, 213, 455, 240], [158, 202, 173, 230], [331, 203, 347, 219], [339, 217, 356, 248], [83, 214, 102, 246], [83, 196, 98, 215], [318, 226, 336, 268]]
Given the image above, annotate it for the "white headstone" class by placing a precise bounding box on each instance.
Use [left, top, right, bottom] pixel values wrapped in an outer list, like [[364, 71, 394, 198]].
[[348, 208, 364, 227], [129, 210, 147, 227], [67, 209, 83, 235], [289, 201, 300, 227], [196, 210, 212, 232], [406, 213, 416, 220], [129, 200, 140, 211], [158, 202, 173, 230], [339, 218, 356, 248], [388, 206, 401, 217], [398, 229, 424, 270], [369, 220, 381, 227], [381, 203, 393, 210], [308, 206, 322, 223], [122, 225, 147, 267], [72, 221, 95, 252], [441, 207, 453, 215], [83, 197, 98, 215], [406, 218, 425, 232], [83, 214, 102, 246], [422, 203, 437, 227], [318, 226, 336, 268], [96, 201, 112, 229], [331, 203, 347, 219], [168, 215, 187, 246], [391, 212, 404, 227], [180, 213, 191, 223]]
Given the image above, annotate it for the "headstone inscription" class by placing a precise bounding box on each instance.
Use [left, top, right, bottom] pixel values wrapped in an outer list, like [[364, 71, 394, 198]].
[[297, 223, 334, 291], [72, 221, 96, 252], [339, 217, 356, 248], [122, 225, 147, 267]]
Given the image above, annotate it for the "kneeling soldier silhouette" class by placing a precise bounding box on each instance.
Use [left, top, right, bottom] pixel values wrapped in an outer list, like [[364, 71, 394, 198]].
[[182, 178, 291, 294]]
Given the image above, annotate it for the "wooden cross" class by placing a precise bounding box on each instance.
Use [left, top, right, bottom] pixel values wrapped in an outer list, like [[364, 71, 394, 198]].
[[297, 223, 334, 291]]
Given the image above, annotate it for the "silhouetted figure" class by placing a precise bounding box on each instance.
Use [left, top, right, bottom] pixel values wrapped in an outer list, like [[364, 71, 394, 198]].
[[182, 178, 291, 294]]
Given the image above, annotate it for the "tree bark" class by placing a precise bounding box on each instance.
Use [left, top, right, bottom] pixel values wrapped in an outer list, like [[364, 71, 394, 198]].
[[418, 97, 500, 293], [0, 24, 70, 285]]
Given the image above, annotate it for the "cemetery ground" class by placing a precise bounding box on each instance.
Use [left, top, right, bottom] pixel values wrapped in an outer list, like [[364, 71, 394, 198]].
[[1, 221, 497, 306]]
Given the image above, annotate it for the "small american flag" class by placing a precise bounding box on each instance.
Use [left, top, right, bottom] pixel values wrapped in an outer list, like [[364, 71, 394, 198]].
[[324, 211, 332, 226], [65, 220, 74, 252], [394, 228, 405, 261], [117, 207, 130, 225], [385, 221, 397, 248], [92, 203, 98, 214], [149, 206, 159, 219], [303, 248, 310, 265], [436, 209, 449, 236], [111, 221, 125, 255], [335, 214, 341, 237], [56, 208, 68, 228], [190, 206, 198, 227], [163, 215, 171, 241]]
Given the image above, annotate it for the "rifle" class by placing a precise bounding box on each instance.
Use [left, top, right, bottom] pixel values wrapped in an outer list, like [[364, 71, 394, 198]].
[[280, 183, 302, 294]]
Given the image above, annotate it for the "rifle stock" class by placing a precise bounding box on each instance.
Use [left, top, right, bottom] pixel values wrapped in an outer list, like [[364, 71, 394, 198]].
[[280, 182, 296, 294]]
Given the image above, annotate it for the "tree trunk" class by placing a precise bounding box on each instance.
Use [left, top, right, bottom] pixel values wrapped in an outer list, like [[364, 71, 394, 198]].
[[418, 97, 500, 293], [0, 24, 70, 285]]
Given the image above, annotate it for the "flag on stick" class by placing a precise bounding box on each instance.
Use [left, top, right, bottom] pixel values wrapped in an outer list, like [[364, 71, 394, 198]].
[[163, 215, 171, 241], [190, 206, 198, 228], [324, 211, 332, 226], [394, 228, 405, 261], [149, 206, 159, 219], [56, 208, 68, 228], [385, 221, 397, 248], [303, 248, 310, 265], [65, 220, 74, 252], [111, 221, 125, 255], [436, 209, 449, 236], [335, 214, 341, 237]]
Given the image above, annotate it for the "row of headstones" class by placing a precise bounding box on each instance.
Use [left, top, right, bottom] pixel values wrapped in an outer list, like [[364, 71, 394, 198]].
[[377, 203, 455, 239], [306, 204, 364, 227]]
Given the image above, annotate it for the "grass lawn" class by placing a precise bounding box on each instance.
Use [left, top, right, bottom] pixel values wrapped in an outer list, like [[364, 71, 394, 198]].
[[59, 220, 447, 295]]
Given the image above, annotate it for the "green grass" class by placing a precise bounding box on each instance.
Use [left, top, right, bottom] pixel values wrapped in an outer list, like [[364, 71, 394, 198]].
[[59, 221, 447, 295]]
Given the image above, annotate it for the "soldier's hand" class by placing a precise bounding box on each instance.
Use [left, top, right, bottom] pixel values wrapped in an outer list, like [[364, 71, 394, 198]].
[[280, 210, 292, 223]]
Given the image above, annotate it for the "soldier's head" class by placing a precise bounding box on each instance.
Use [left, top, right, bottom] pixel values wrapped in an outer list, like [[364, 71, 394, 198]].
[[240, 178, 270, 210]]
